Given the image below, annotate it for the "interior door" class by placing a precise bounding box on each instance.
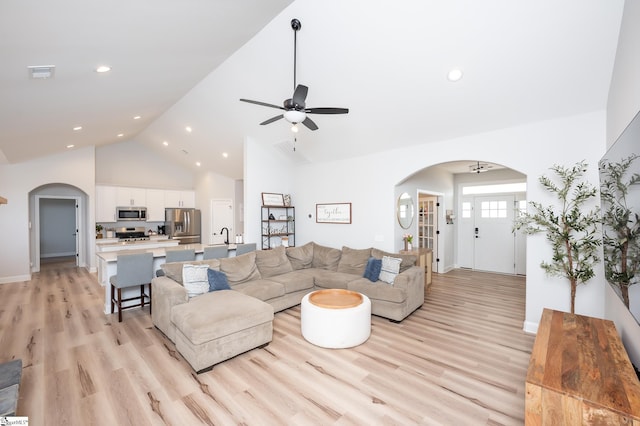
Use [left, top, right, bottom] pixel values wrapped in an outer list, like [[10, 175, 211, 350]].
[[210, 199, 234, 244], [473, 195, 515, 274]]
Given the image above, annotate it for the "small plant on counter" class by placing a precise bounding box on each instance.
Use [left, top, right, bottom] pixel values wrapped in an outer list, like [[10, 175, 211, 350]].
[[514, 161, 601, 314], [96, 224, 103, 238]]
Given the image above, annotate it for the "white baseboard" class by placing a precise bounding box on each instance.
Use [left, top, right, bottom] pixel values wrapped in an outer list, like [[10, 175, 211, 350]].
[[0, 274, 31, 284], [523, 320, 539, 334], [41, 252, 76, 258]]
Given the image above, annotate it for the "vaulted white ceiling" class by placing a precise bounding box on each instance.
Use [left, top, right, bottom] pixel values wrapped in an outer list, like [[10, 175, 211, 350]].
[[0, 0, 625, 179]]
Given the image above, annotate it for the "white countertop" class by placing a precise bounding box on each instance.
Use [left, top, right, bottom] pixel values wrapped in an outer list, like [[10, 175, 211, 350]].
[[96, 243, 237, 262]]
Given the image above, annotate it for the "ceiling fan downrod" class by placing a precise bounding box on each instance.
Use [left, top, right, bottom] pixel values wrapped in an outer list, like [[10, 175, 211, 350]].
[[291, 18, 301, 92]]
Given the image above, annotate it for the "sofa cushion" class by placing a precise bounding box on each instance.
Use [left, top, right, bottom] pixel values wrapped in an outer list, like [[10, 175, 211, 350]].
[[313, 269, 360, 289], [255, 246, 293, 278], [348, 278, 408, 303], [371, 248, 416, 273], [286, 242, 314, 270], [267, 270, 315, 293], [182, 264, 210, 298], [379, 256, 402, 284], [337, 246, 372, 275], [311, 243, 342, 271], [219, 251, 261, 285], [207, 268, 230, 292], [162, 258, 221, 284], [363, 257, 382, 282], [171, 290, 273, 345], [232, 279, 285, 301]]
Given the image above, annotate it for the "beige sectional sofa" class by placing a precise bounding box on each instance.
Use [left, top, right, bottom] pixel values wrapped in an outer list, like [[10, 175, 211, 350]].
[[151, 242, 424, 371]]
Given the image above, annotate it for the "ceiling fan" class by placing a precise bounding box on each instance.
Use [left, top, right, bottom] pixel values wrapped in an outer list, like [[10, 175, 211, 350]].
[[240, 18, 349, 132]]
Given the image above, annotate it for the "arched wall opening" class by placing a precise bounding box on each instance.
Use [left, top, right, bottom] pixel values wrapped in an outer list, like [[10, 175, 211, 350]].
[[29, 183, 90, 273], [394, 158, 527, 278]]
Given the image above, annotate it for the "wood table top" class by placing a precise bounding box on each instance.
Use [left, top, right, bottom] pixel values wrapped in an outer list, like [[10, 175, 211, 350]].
[[309, 289, 363, 309]]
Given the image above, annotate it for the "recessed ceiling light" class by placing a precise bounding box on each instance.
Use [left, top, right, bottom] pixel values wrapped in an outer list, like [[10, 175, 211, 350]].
[[95, 65, 112, 73], [162, 141, 169, 146], [117, 133, 124, 137], [185, 126, 192, 133], [66, 144, 74, 149], [222, 152, 228, 158], [133, 115, 141, 120], [447, 68, 463, 82], [195, 162, 201, 167], [73, 126, 82, 131]]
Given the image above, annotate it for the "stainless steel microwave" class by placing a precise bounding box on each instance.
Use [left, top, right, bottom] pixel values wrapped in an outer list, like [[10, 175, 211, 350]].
[[116, 206, 147, 221]]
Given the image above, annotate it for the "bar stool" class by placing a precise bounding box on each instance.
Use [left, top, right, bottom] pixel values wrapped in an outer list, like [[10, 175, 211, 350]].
[[109, 252, 154, 322], [203, 245, 228, 260], [235, 243, 257, 256], [165, 248, 196, 263]]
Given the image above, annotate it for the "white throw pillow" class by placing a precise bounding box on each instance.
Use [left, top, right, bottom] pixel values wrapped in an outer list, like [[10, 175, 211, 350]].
[[182, 264, 210, 298], [379, 256, 402, 285]]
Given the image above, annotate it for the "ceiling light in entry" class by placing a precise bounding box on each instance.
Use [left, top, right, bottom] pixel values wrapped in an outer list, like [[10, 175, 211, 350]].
[[73, 126, 82, 131], [162, 141, 169, 146], [66, 144, 74, 149], [117, 133, 124, 137], [133, 115, 141, 120], [95, 65, 112, 73], [195, 162, 201, 167], [185, 126, 192, 133], [222, 152, 228, 158]]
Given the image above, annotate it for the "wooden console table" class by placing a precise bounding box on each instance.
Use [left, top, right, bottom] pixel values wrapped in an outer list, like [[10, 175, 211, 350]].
[[526, 308, 640, 425], [400, 248, 432, 291]]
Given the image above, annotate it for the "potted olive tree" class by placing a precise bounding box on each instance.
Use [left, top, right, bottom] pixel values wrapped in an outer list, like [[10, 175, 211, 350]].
[[514, 161, 601, 314], [599, 154, 640, 309]]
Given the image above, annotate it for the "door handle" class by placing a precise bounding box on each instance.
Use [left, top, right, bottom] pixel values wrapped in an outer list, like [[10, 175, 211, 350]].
[[475, 227, 479, 238]]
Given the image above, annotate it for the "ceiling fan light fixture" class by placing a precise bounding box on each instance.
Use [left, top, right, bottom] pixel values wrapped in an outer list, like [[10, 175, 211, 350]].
[[469, 161, 492, 173], [291, 123, 299, 133], [284, 110, 306, 123]]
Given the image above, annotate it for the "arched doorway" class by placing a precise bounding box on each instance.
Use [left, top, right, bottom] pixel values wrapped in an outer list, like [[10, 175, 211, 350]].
[[29, 183, 89, 273], [396, 160, 527, 275]]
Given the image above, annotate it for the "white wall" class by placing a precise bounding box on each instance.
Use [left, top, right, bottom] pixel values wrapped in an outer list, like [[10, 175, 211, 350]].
[[96, 140, 194, 189], [605, 0, 640, 367], [0, 147, 96, 282], [245, 110, 607, 334]]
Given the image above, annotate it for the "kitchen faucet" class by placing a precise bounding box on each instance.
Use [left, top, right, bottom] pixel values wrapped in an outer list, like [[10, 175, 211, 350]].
[[220, 227, 229, 244]]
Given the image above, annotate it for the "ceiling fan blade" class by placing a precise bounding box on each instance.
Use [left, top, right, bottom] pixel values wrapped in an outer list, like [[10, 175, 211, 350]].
[[292, 85, 308, 107], [240, 98, 285, 110], [302, 117, 318, 131], [305, 107, 349, 114], [260, 115, 284, 125]]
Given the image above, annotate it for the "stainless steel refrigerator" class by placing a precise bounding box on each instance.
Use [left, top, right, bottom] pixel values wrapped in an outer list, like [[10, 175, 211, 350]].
[[165, 208, 201, 244]]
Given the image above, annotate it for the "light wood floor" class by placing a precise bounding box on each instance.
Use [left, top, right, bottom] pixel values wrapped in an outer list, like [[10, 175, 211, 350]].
[[0, 261, 535, 425]]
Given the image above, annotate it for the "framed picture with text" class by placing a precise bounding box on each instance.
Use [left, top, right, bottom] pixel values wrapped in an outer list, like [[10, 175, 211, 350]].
[[316, 203, 352, 224], [262, 192, 285, 206]]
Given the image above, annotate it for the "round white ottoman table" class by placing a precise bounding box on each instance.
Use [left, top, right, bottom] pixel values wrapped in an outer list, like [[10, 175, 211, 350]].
[[301, 289, 371, 349]]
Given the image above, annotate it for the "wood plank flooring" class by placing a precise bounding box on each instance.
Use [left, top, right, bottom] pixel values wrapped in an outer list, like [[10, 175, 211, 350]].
[[0, 261, 534, 425]]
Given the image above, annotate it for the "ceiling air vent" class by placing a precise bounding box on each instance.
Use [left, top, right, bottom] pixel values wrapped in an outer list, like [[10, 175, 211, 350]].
[[28, 65, 56, 79]]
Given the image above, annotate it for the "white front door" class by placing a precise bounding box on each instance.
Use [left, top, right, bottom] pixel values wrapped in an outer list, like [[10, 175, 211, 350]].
[[473, 195, 515, 274]]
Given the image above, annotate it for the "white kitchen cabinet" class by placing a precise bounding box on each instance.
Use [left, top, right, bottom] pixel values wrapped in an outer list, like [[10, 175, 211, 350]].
[[116, 187, 146, 207], [96, 185, 117, 222], [146, 189, 165, 222], [164, 190, 195, 208]]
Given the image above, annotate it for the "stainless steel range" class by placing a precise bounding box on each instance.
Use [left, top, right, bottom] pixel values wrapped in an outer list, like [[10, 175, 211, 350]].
[[115, 227, 150, 242]]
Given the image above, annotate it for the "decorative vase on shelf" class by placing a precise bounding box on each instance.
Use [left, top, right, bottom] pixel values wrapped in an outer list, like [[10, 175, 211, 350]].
[[407, 242, 412, 251]]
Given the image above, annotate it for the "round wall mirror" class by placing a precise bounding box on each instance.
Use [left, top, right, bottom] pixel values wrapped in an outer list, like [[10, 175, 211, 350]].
[[397, 192, 414, 229]]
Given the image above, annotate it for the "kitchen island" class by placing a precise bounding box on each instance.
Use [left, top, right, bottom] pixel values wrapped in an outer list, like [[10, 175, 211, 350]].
[[96, 243, 237, 315]]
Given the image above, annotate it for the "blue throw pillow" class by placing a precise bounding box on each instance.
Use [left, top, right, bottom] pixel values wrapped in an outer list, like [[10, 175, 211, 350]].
[[207, 268, 230, 292], [363, 257, 382, 282]]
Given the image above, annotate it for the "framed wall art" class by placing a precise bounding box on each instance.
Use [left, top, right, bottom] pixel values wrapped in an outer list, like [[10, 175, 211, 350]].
[[261, 192, 284, 206], [316, 203, 352, 224]]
